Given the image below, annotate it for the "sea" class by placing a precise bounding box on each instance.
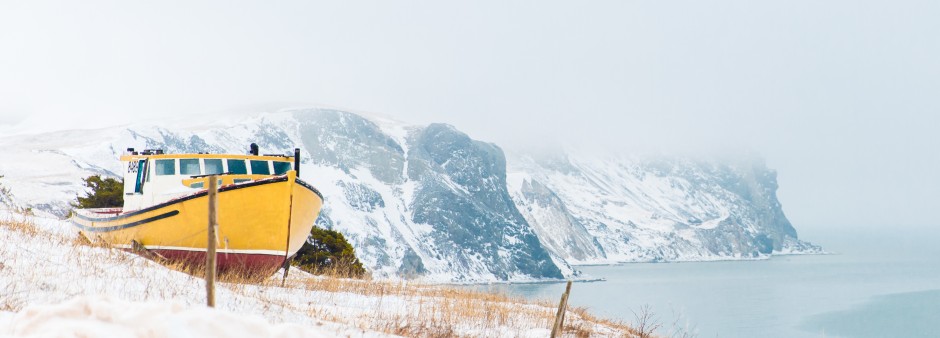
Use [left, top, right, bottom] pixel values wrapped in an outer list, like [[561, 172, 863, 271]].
[[477, 228, 940, 337]]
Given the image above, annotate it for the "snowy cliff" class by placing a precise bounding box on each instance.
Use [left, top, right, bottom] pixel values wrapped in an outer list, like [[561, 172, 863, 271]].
[[0, 108, 819, 281], [508, 152, 821, 265]]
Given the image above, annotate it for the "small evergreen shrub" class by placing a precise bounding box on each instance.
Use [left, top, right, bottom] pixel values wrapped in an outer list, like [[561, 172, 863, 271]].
[[74, 175, 124, 208], [293, 226, 366, 278]]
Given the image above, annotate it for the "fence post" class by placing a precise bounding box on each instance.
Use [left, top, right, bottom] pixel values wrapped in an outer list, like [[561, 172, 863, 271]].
[[559, 280, 572, 330], [550, 280, 573, 337], [206, 175, 218, 307]]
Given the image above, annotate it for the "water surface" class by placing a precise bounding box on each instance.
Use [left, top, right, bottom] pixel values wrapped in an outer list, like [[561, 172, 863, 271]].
[[477, 229, 940, 337]]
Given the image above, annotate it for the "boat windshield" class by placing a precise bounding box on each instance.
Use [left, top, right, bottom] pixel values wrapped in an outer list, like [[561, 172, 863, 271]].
[[180, 159, 201, 175], [250, 160, 270, 175], [273, 161, 291, 175], [227, 159, 248, 174], [155, 159, 176, 176], [204, 159, 223, 175]]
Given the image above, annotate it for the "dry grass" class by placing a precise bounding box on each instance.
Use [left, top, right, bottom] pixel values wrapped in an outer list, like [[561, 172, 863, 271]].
[[234, 274, 645, 337], [0, 215, 50, 312], [1, 276, 24, 312], [1, 214, 645, 337], [0, 214, 43, 239]]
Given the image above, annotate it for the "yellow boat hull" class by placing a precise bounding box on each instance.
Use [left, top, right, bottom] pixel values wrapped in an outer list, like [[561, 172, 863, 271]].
[[71, 171, 322, 276]]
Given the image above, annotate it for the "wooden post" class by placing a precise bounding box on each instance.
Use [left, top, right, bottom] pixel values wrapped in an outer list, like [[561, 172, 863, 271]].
[[559, 280, 572, 330], [550, 280, 573, 338], [206, 175, 218, 307], [280, 258, 291, 287]]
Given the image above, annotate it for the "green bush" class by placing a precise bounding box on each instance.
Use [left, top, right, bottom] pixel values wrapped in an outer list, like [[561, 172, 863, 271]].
[[293, 226, 366, 278], [74, 175, 124, 209]]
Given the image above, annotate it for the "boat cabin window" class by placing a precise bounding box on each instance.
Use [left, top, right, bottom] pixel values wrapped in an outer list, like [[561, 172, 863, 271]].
[[204, 159, 223, 175], [134, 159, 147, 193], [180, 159, 201, 175], [273, 161, 291, 175], [155, 159, 176, 176], [226, 159, 248, 174], [250, 160, 270, 175]]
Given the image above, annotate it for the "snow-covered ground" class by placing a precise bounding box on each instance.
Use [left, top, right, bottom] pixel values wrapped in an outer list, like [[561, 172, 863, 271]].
[[0, 211, 634, 337], [0, 296, 375, 338]]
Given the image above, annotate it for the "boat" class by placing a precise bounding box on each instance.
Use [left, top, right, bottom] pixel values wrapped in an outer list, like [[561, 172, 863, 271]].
[[70, 144, 323, 276]]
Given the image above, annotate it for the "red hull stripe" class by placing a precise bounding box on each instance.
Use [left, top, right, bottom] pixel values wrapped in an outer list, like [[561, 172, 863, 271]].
[[152, 249, 287, 275]]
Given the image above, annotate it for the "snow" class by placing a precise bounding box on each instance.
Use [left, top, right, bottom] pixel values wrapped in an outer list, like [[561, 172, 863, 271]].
[[0, 211, 630, 337], [0, 211, 390, 337], [0, 106, 818, 283], [0, 104, 821, 335], [0, 296, 367, 338]]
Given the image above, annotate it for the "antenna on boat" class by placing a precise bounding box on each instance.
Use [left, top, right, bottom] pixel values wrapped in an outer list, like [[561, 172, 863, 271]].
[[293, 148, 301, 176]]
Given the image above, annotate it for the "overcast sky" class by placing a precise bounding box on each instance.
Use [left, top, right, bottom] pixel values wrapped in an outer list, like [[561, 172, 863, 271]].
[[1, 1, 938, 233]]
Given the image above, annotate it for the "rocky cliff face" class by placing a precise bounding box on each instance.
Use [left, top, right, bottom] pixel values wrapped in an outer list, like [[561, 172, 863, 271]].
[[285, 110, 564, 281], [508, 153, 821, 264], [0, 108, 819, 281]]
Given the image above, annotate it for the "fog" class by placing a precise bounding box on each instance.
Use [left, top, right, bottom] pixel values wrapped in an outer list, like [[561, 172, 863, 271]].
[[1, 1, 938, 232]]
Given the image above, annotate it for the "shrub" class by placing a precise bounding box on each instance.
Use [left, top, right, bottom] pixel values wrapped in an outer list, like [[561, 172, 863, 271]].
[[293, 227, 366, 278], [74, 175, 124, 208]]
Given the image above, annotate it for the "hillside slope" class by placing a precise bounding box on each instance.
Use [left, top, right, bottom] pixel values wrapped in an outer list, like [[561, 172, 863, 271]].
[[0, 108, 819, 281]]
